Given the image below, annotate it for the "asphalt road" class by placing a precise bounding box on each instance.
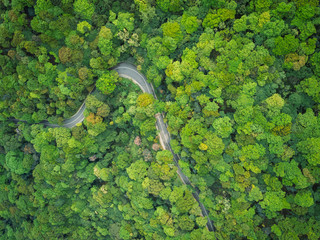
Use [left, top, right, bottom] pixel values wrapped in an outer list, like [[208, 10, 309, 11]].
[[11, 62, 215, 232]]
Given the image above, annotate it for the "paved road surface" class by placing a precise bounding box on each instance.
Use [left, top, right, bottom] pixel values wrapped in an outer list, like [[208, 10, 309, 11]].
[[11, 62, 215, 232]]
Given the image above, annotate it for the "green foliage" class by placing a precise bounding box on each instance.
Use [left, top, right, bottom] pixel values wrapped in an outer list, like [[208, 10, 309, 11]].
[[77, 21, 92, 34], [96, 71, 118, 95], [273, 160, 310, 189], [203, 8, 236, 29], [74, 0, 95, 20], [156, 150, 173, 164], [156, 0, 182, 13], [297, 137, 320, 166], [181, 14, 200, 34], [126, 159, 148, 181], [213, 116, 233, 138], [294, 190, 314, 207], [161, 21, 183, 42], [248, 185, 263, 202], [310, 52, 320, 76], [5, 151, 31, 175], [137, 93, 154, 107], [273, 35, 299, 56], [260, 191, 291, 217], [178, 215, 195, 231], [110, 11, 135, 32], [1, 0, 320, 239], [293, 108, 320, 141]]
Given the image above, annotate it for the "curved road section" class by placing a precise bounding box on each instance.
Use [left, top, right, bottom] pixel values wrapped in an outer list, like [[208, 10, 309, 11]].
[[11, 62, 215, 232]]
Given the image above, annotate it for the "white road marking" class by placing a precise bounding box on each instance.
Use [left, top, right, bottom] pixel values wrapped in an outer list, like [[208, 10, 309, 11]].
[[118, 74, 146, 92], [67, 102, 86, 122], [115, 65, 155, 97], [63, 111, 84, 128]]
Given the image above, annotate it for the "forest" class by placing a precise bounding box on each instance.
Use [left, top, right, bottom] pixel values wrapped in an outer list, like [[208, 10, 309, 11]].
[[0, 0, 320, 239]]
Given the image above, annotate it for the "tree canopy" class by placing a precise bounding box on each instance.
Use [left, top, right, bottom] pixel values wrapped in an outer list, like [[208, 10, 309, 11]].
[[0, 0, 320, 239]]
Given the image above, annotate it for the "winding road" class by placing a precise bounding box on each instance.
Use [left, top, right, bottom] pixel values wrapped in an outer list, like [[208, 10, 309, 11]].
[[11, 62, 215, 232]]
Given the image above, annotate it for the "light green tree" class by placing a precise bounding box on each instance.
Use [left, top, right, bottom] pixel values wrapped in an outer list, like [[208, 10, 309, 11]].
[[294, 191, 314, 207], [297, 137, 320, 166], [213, 116, 233, 138], [74, 0, 94, 20], [96, 71, 118, 95], [126, 160, 149, 181], [77, 21, 92, 34]]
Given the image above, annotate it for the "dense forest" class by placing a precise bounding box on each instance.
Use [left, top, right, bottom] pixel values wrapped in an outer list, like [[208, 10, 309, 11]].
[[0, 0, 320, 239]]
